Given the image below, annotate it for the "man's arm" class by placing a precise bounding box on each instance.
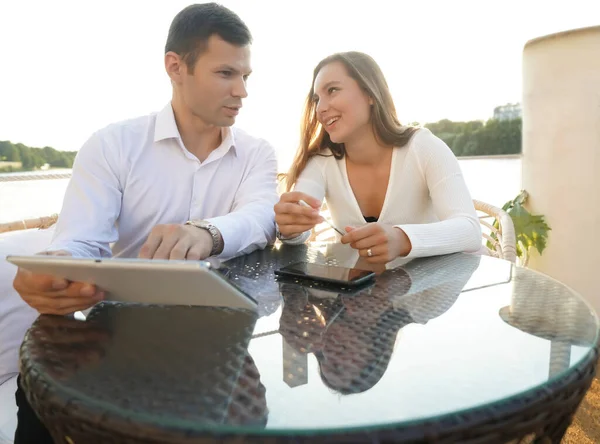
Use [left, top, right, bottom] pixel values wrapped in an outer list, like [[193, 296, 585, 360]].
[[13, 131, 121, 314], [137, 141, 278, 262], [48, 131, 123, 258], [206, 141, 279, 259]]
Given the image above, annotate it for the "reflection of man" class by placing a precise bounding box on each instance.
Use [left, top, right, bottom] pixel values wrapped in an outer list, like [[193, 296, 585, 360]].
[[278, 252, 481, 393], [227, 354, 269, 426], [17, 303, 268, 443], [106, 305, 269, 428]]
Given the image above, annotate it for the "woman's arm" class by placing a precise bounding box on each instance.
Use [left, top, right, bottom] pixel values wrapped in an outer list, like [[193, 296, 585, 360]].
[[396, 130, 482, 259]]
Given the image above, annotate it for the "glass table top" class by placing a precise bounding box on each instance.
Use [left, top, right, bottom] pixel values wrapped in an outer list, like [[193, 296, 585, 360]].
[[21, 243, 599, 434]]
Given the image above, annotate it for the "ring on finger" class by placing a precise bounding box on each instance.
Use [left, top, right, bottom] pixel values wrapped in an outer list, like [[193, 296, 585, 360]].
[[367, 248, 373, 257]]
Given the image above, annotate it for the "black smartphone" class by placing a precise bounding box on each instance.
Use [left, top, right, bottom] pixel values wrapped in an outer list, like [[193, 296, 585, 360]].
[[274, 261, 376, 287]]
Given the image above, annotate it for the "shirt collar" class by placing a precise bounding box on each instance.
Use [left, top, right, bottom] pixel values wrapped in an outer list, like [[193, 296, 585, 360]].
[[154, 103, 237, 157], [154, 103, 180, 143], [219, 125, 237, 157]]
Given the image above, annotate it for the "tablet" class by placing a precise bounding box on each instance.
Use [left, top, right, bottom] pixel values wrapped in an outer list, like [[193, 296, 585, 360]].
[[274, 261, 376, 287], [6, 255, 257, 311]]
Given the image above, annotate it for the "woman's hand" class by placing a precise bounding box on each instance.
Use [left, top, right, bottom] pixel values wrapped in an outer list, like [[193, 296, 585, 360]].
[[341, 223, 412, 263], [274, 192, 323, 238]]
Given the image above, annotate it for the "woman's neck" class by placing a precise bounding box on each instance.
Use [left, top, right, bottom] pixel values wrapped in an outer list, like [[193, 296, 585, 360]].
[[344, 128, 392, 166]]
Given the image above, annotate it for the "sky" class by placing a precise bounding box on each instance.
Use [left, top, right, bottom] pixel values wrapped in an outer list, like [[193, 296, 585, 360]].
[[1, 0, 599, 169]]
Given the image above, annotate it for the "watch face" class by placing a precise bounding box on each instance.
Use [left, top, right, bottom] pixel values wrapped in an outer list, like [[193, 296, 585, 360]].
[[189, 220, 211, 229]]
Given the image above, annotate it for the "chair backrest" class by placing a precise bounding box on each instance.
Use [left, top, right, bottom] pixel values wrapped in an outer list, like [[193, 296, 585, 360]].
[[0, 214, 58, 234], [473, 199, 517, 263]]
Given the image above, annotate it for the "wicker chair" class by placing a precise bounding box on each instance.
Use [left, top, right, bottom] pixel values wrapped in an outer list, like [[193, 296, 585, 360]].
[[0, 214, 58, 234], [473, 199, 517, 263]]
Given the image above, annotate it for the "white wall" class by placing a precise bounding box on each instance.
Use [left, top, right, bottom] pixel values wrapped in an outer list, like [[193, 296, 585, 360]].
[[522, 26, 600, 314]]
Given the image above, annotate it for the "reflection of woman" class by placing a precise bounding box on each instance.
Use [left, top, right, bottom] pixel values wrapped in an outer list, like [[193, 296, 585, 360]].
[[278, 252, 481, 394], [319, 283, 413, 395], [278, 271, 412, 394], [275, 51, 482, 263]]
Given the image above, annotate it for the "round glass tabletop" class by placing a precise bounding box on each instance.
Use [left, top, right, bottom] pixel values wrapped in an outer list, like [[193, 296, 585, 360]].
[[20, 243, 599, 436]]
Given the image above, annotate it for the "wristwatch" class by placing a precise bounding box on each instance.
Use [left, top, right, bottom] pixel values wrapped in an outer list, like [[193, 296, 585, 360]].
[[185, 219, 224, 256]]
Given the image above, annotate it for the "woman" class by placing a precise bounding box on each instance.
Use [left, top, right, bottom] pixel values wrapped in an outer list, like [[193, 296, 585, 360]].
[[275, 52, 482, 263]]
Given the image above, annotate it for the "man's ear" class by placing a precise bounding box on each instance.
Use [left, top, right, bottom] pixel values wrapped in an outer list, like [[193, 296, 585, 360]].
[[165, 51, 185, 84]]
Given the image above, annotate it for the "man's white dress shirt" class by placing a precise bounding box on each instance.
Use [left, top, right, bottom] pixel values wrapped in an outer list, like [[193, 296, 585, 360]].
[[49, 103, 278, 259]]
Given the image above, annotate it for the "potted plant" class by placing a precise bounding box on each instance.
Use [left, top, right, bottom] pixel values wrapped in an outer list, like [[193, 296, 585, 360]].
[[488, 190, 551, 266]]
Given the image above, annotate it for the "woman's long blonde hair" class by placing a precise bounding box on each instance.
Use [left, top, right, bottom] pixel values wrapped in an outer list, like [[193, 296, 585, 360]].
[[284, 52, 418, 192]]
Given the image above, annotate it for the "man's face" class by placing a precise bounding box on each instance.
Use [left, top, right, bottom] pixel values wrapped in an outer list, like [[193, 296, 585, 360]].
[[180, 35, 252, 127]]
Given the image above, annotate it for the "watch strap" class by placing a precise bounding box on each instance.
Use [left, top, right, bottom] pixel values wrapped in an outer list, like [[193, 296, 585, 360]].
[[185, 220, 224, 256]]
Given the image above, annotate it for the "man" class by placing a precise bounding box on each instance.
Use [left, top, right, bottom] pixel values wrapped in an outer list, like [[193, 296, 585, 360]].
[[12, 4, 277, 443]]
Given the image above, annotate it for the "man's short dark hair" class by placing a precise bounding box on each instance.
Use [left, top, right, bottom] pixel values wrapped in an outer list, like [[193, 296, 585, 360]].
[[165, 3, 252, 73]]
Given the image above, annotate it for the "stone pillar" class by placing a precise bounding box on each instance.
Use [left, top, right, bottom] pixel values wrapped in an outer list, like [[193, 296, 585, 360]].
[[522, 26, 600, 314]]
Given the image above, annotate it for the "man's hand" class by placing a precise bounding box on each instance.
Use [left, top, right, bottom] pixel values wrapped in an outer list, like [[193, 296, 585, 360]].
[[341, 223, 412, 264], [274, 191, 323, 238], [13, 250, 104, 315], [138, 224, 214, 260]]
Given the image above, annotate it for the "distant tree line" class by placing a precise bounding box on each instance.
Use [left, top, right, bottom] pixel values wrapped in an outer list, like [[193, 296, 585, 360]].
[[0, 141, 77, 171], [422, 118, 522, 157], [0, 117, 521, 172]]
